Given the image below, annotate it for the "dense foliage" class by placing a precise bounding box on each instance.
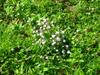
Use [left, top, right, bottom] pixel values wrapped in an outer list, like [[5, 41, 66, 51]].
[[0, 0, 100, 75]]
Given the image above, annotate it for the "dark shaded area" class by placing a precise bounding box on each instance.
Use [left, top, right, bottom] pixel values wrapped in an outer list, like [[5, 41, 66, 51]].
[[11, 46, 22, 54], [96, 69, 100, 75], [0, 0, 6, 11]]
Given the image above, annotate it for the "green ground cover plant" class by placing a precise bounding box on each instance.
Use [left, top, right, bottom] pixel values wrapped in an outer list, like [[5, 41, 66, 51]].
[[0, 0, 100, 75]]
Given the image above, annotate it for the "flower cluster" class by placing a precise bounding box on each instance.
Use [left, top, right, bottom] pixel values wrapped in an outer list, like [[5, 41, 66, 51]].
[[33, 17, 53, 45], [32, 17, 71, 59], [50, 31, 71, 57]]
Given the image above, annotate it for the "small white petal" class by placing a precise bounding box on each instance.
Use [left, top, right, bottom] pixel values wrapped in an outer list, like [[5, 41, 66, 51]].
[[45, 22, 48, 25], [55, 32, 59, 35], [76, 29, 80, 32], [67, 50, 71, 54], [56, 49, 59, 52], [52, 42, 56, 46], [42, 41, 45, 44], [43, 18, 47, 22], [52, 35, 56, 38], [43, 27, 46, 30], [63, 39, 66, 43], [56, 37, 61, 41], [41, 39, 46, 44], [43, 25, 47, 27], [39, 32, 43, 36], [41, 35, 44, 38], [32, 31, 35, 34], [47, 25, 51, 29], [65, 45, 69, 48], [40, 27, 42, 29], [62, 50, 65, 54], [61, 31, 64, 34], [36, 30, 38, 33], [45, 56, 48, 59]]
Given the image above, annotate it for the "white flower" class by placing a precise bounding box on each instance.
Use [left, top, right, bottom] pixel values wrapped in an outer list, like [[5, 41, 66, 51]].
[[41, 35, 44, 38], [55, 37, 61, 42], [32, 30, 35, 34], [40, 27, 42, 29], [43, 27, 46, 30], [43, 18, 49, 25], [39, 32, 43, 36], [63, 39, 66, 43], [67, 50, 71, 54], [52, 41, 56, 46], [47, 25, 51, 29], [41, 39, 46, 44], [65, 45, 69, 48], [52, 40, 55, 42], [45, 56, 48, 59], [56, 49, 59, 52], [43, 24, 47, 28], [61, 31, 64, 34], [42, 41, 45, 44], [62, 50, 65, 54], [36, 30, 38, 33], [43, 18, 48, 23], [52, 35, 56, 38], [76, 29, 80, 32], [55, 31, 59, 35]]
